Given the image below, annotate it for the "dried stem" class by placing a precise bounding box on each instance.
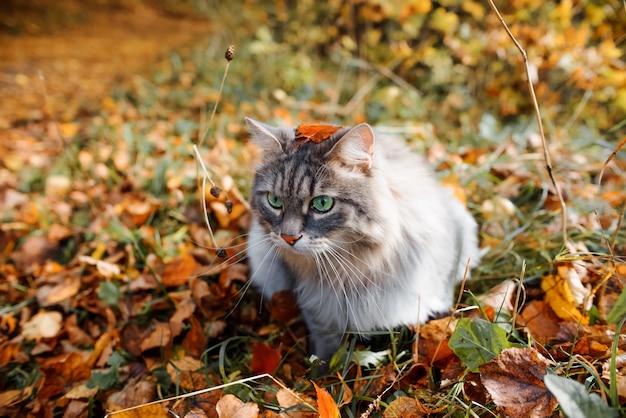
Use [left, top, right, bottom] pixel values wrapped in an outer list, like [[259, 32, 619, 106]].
[[104, 373, 315, 416], [596, 134, 626, 254], [486, 0, 569, 246]]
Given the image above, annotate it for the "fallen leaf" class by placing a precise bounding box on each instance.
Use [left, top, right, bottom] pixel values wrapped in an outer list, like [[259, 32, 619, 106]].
[[162, 254, 200, 287], [181, 315, 208, 357], [139, 321, 172, 352], [251, 342, 282, 375], [107, 404, 170, 418], [517, 300, 563, 344], [542, 273, 589, 324], [477, 279, 517, 315], [382, 396, 438, 417], [59, 400, 88, 418], [36, 276, 81, 307], [166, 356, 208, 390], [106, 378, 157, 412], [169, 296, 196, 337], [215, 394, 259, 418], [269, 290, 301, 323], [276, 389, 316, 418], [0, 386, 34, 409], [292, 124, 341, 151], [448, 318, 510, 372], [312, 382, 339, 418], [479, 347, 557, 418], [22, 310, 63, 340]]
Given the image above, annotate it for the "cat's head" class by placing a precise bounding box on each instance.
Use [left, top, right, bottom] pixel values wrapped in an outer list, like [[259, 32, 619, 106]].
[[246, 117, 383, 255]]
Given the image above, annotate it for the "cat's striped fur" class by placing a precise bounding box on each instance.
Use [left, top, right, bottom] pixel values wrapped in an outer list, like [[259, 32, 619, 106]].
[[245, 118, 480, 361]]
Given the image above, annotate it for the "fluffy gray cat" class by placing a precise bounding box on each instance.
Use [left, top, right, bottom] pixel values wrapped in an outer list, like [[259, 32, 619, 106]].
[[245, 117, 480, 361]]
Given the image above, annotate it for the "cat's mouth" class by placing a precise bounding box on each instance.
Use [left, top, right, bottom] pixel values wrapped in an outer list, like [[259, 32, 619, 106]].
[[271, 233, 322, 254]]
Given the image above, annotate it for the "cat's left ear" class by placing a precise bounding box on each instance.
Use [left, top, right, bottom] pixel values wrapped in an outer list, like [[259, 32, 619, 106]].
[[245, 117, 285, 157], [329, 123, 375, 170]]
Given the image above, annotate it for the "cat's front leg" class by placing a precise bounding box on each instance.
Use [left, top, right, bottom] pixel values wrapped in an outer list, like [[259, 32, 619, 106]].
[[301, 310, 346, 362]]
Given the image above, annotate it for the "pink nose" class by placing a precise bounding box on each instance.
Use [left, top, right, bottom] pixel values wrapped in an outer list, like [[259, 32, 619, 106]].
[[280, 234, 302, 245]]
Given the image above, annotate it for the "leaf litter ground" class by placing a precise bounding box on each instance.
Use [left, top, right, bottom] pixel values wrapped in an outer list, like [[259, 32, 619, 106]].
[[1, 1, 625, 417]]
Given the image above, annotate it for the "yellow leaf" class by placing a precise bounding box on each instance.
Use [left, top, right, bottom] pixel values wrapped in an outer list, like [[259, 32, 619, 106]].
[[430, 8, 459, 36], [541, 274, 588, 324], [313, 382, 340, 418]]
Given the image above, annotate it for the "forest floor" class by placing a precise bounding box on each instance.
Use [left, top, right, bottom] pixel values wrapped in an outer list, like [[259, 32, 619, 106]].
[[1, 1, 625, 417]]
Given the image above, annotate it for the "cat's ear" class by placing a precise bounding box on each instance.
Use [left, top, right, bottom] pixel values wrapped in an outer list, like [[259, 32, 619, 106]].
[[330, 123, 375, 170], [245, 117, 285, 157]]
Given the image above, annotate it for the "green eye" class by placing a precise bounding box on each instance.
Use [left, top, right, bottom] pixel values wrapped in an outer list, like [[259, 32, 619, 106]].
[[311, 195, 334, 213], [267, 192, 283, 209]]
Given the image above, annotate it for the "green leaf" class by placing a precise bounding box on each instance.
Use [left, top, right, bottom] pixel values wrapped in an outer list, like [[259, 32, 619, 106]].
[[87, 369, 118, 391], [97, 281, 120, 306], [448, 318, 510, 372], [544, 374, 618, 418], [86, 351, 126, 391], [605, 286, 626, 324]]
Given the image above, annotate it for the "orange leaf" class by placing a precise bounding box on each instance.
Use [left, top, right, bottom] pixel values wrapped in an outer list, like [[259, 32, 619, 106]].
[[312, 382, 339, 418], [292, 124, 341, 151], [251, 342, 282, 375]]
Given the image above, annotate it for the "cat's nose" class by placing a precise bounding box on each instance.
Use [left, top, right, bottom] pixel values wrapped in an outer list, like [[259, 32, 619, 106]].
[[280, 234, 302, 246]]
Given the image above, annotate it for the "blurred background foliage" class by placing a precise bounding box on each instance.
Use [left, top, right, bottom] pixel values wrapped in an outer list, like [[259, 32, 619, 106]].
[[188, 0, 626, 139]]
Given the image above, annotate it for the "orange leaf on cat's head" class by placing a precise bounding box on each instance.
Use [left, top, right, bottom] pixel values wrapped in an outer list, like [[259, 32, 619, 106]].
[[292, 124, 341, 151]]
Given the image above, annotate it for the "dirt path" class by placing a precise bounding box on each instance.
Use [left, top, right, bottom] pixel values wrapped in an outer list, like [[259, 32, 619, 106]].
[[0, 2, 213, 128]]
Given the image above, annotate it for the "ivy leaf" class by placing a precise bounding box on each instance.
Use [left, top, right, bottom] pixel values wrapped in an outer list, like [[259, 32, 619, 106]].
[[448, 318, 510, 372], [544, 374, 618, 418]]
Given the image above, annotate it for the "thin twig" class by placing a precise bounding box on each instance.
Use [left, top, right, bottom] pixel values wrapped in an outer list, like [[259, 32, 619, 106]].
[[486, 0, 569, 246], [198, 46, 234, 149], [104, 373, 315, 417], [595, 135, 626, 254]]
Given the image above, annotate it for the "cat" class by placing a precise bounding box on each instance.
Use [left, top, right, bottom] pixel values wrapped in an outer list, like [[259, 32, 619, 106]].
[[245, 117, 480, 362]]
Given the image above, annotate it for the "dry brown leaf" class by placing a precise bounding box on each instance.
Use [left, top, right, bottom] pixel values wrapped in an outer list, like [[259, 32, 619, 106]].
[[0, 386, 34, 409], [37, 276, 81, 307], [181, 315, 208, 357], [21, 310, 63, 340], [479, 347, 557, 418], [47, 223, 72, 243], [215, 394, 259, 418], [162, 254, 200, 287], [139, 321, 172, 352], [62, 383, 99, 401], [65, 314, 95, 346], [477, 279, 517, 314], [107, 404, 170, 418], [382, 396, 431, 418], [269, 290, 301, 323], [11, 235, 60, 269], [106, 378, 157, 412], [276, 389, 316, 418], [169, 296, 196, 337], [517, 300, 561, 344], [166, 356, 208, 390], [61, 400, 89, 418], [602, 353, 626, 402]]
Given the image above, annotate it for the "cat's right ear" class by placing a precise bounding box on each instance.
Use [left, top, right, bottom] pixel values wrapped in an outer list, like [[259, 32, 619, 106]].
[[329, 123, 375, 170], [245, 117, 285, 158]]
